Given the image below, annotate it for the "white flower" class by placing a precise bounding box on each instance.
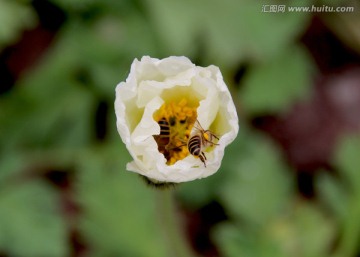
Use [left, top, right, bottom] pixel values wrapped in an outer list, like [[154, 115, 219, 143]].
[[115, 56, 238, 184]]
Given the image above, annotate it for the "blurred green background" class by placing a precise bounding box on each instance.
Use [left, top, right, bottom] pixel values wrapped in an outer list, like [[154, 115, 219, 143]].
[[1, 0, 360, 256]]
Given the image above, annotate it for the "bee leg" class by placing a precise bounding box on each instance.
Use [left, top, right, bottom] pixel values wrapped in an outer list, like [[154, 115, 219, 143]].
[[213, 134, 220, 140], [199, 152, 207, 167], [208, 141, 219, 146], [203, 131, 220, 146], [205, 131, 220, 141], [204, 139, 219, 146]]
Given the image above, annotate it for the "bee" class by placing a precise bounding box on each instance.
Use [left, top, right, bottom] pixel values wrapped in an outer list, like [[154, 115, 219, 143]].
[[148, 118, 178, 189], [187, 120, 219, 167], [153, 117, 171, 158]]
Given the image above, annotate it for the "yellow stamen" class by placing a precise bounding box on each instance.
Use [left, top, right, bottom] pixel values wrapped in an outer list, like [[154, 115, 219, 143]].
[[153, 98, 198, 165]]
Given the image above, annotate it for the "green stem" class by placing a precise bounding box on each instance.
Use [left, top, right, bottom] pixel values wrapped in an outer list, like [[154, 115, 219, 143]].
[[156, 190, 197, 257]]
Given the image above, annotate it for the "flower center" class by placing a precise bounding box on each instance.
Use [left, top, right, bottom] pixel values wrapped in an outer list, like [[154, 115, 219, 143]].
[[153, 98, 198, 165]]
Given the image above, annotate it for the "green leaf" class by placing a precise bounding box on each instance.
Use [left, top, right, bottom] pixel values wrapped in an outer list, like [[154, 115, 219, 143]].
[[0, 35, 96, 151], [213, 202, 335, 257], [316, 172, 348, 220], [335, 134, 360, 193], [328, 134, 360, 257], [219, 129, 293, 226], [75, 144, 170, 257], [0, 181, 69, 257], [240, 46, 313, 115], [213, 222, 285, 257], [261, 202, 335, 257], [0, 0, 37, 48], [0, 151, 28, 185], [289, 203, 336, 257], [146, 0, 310, 67]]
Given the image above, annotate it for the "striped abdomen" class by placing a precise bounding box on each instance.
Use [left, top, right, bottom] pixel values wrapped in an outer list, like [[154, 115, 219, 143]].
[[158, 118, 170, 138], [188, 134, 207, 167]]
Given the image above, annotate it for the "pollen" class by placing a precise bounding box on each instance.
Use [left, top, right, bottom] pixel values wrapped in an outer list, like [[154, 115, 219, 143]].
[[203, 133, 209, 141], [153, 98, 198, 165]]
